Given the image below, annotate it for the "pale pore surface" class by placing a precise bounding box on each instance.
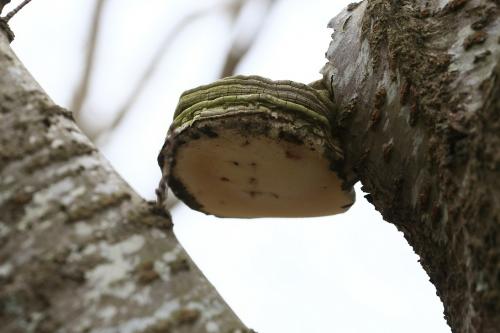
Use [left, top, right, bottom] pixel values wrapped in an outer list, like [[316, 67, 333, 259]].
[[174, 129, 354, 218]]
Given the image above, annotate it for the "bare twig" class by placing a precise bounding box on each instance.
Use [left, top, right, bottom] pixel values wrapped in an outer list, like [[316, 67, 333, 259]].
[[71, 0, 106, 124], [0, 0, 11, 16], [90, 0, 245, 143], [3, 0, 32, 21]]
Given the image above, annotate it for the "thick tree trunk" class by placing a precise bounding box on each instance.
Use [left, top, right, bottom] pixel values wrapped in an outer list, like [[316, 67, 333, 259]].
[[0, 25, 249, 332], [322, 1, 499, 332]]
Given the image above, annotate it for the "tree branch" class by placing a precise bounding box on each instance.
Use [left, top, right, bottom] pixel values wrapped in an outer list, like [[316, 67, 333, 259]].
[[0, 0, 10, 16], [0, 26, 249, 332], [322, 1, 499, 331]]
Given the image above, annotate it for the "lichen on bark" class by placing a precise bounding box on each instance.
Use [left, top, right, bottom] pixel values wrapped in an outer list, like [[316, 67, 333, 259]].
[[322, 0, 499, 331]]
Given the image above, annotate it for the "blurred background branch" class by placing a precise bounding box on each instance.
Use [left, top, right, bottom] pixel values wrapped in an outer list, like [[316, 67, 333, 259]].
[[220, 0, 276, 77], [70, 0, 277, 210], [90, 0, 246, 144], [71, 0, 106, 124]]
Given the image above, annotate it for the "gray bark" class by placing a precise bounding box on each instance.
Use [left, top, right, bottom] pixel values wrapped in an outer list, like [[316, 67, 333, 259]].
[[0, 25, 249, 333], [322, 1, 499, 332], [2, 0, 499, 332]]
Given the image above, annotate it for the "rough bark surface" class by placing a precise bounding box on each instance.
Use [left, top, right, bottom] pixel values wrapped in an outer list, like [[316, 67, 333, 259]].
[[0, 27, 249, 333], [322, 0, 499, 332]]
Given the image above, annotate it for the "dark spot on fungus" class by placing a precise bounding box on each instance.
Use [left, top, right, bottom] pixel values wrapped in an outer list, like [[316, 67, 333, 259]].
[[279, 131, 303, 145], [271, 193, 279, 199], [220, 177, 230, 182], [248, 177, 257, 185], [463, 31, 488, 50], [285, 150, 301, 160], [199, 126, 218, 138], [231, 161, 239, 166], [250, 162, 257, 167], [241, 140, 250, 146], [246, 190, 262, 198], [190, 132, 201, 140]]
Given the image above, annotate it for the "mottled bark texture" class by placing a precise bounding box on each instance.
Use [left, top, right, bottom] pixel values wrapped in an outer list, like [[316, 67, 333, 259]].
[[322, 0, 499, 332], [0, 28, 249, 332]]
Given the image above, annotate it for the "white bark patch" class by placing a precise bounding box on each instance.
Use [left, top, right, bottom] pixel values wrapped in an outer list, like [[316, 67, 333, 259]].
[[0, 262, 13, 277], [61, 186, 86, 206], [0, 154, 100, 208], [438, 0, 452, 9], [83, 243, 98, 255], [1, 174, 14, 186], [18, 178, 75, 230], [153, 259, 170, 281], [411, 131, 425, 158], [74, 222, 93, 237], [95, 182, 122, 196], [0, 222, 11, 237], [206, 321, 220, 333], [98, 306, 118, 322], [50, 139, 64, 149], [162, 244, 183, 262], [383, 71, 398, 105], [85, 235, 145, 302], [130, 286, 152, 306], [150, 228, 166, 239]]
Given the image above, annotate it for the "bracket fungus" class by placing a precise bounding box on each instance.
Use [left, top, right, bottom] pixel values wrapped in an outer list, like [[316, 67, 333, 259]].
[[157, 75, 354, 218]]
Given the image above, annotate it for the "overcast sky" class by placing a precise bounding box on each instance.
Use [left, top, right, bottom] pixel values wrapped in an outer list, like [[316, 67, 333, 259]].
[[8, 0, 451, 332]]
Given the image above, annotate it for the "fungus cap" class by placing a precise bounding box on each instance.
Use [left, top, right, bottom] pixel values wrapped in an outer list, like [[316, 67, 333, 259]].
[[158, 76, 354, 218]]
